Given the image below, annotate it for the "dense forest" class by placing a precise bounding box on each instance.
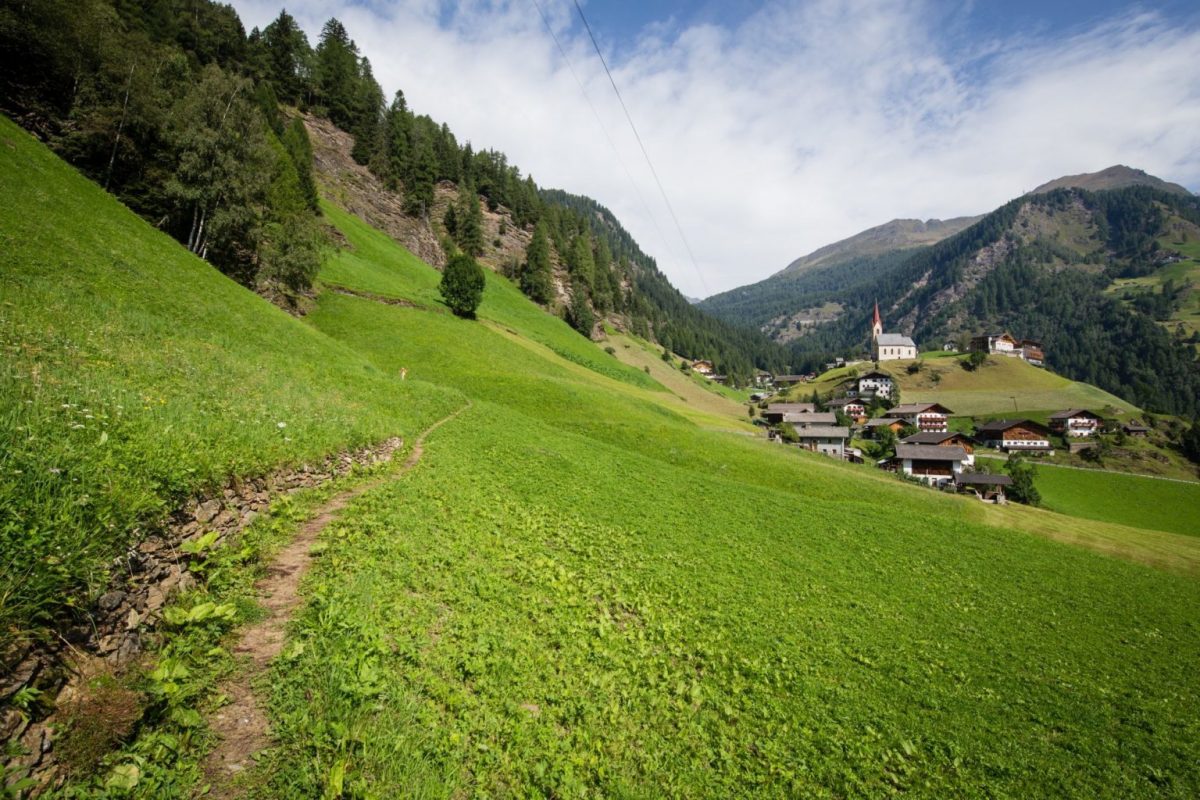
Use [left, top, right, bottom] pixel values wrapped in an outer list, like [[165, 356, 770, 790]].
[[734, 187, 1200, 415], [0, 0, 789, 383]]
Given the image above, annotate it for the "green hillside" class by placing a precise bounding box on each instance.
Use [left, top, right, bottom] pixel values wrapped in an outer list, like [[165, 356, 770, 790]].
[[1034, 466, 1200, 537], [5, 117, 1200, 798], [0, 115, 459, 645], [896, 354, 1139, 417]]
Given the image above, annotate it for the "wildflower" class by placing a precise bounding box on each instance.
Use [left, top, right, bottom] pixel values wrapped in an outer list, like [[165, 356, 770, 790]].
[[277, 421, 287, 429], [48, 467, 62, 474]]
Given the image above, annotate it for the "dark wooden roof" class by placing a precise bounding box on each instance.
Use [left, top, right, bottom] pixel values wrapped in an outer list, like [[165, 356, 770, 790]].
[[976, 419, 1051, 435], [901, 431, 964, 445], [894, 444, 968, 462]]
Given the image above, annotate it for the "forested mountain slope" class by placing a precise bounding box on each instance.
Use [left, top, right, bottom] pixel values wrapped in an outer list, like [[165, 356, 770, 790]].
[[0, 0, 787, 383], [706, 178, 1200, 415]]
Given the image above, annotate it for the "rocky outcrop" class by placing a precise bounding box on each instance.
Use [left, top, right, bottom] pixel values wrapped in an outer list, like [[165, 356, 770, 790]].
[[1, 436, 404, 793]]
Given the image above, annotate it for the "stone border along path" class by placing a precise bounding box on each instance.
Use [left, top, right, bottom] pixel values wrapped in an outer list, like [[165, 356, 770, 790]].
[[200, 401, 470, 796]]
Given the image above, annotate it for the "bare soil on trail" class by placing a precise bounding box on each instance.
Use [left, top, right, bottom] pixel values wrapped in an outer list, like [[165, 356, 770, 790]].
[[200, 403, 468, 796]]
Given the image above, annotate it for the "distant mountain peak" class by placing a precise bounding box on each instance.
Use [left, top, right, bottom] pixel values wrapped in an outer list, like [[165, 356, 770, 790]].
[[772, 215, 983, 279], [1030, 165, 1192, 197]]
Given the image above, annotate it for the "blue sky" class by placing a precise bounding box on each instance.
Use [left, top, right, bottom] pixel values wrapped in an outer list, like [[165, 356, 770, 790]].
[[231, 0, 1200, 296]]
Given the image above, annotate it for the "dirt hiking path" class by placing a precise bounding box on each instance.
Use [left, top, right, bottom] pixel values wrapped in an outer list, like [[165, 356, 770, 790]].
[[200, 402, 469, 796]]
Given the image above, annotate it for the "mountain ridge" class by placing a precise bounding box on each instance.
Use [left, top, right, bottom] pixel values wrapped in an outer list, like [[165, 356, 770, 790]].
[[1030, 165, 1192, 197]]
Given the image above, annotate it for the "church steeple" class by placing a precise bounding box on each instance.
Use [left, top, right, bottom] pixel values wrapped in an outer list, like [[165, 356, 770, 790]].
[[871, 301, 883, 340]]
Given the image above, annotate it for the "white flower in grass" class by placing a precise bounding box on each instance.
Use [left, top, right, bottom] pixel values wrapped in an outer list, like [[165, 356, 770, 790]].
[[277, 421, 287, 429]]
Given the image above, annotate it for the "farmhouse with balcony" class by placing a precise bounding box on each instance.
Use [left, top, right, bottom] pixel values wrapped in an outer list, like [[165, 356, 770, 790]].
[[1048, 409, 1105, 437], [884, 403, 954, 433], [1020, 339, 1045, 366], [870, 303, 917, 361], [691, 359, 714, 376], [890, 444, 969, 486], [901, 431, 975, 466], [975, 419, 1053, 452], [794, 426, 849, 459], [856, 370, 894, 399], [826, 398, 867, 424]]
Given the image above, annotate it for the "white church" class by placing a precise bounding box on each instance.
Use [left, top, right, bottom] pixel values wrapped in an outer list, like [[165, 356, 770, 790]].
[[871, 302, 917, 361]]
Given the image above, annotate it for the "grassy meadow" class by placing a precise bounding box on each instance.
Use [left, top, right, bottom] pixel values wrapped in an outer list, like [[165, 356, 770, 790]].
[[1034, 464, 1200, 537], [253, 198, 1200, 797], [4, 114, 1200, 798], [0, 116, 459, 649]]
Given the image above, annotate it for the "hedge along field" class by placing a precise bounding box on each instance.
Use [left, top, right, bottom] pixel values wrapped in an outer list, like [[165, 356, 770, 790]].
[[1035, 466, 1200, 537], [262, 396, 1200, 798], [0, 116, 460, 649]]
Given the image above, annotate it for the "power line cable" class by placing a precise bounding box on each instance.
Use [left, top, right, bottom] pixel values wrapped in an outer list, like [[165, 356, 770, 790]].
[[528, 0, 678, 265], [570, 0, 709, 295]]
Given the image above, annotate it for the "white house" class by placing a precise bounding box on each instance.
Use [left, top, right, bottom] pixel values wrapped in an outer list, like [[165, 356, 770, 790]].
[[794, 426, 849, 458], [856, 371, 894, 399], [891, 444, 968, 486], [1048, 409, 1104, 438]]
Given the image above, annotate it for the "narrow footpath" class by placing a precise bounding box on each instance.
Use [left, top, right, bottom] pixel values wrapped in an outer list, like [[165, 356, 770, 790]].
[[200, 401, 470, 795]]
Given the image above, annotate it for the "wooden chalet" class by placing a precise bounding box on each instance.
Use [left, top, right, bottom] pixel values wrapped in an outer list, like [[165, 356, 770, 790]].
[[1048, 409, 1104, 437], [969, 332, 1019, 355], [884, 403, 954, 433], [826, 397, 868, 424], [1020, 339, 1045, 366], [891, 444, 969, 485], [900, 431, 974, 466], [1123, 421, 1151, 437], [862, 418, 907, 438], [691, 359, 714, 376], [975, 419, 1053, 452]]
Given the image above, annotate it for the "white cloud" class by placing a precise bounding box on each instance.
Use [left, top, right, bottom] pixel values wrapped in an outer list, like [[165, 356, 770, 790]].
[[230, 0, 1200, 297]]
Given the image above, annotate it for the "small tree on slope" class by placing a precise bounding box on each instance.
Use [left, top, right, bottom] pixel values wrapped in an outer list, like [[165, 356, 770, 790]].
[[440, 254, 485, 318]]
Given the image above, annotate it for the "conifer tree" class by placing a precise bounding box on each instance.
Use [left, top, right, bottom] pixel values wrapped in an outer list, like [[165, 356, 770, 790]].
[[260, 11, 311, 104], [455, 181, 484, 256], [440, 254, 485, 317], [520, 221, 553, 304]]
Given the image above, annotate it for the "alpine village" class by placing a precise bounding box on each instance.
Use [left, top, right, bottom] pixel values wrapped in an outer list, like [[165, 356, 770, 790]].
[[2, 2, 1200, 799]]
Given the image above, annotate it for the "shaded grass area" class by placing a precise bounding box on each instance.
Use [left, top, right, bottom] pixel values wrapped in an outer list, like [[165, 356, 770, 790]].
[[1035, 465, 1200, 537], [0, 116, 460, 648]]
